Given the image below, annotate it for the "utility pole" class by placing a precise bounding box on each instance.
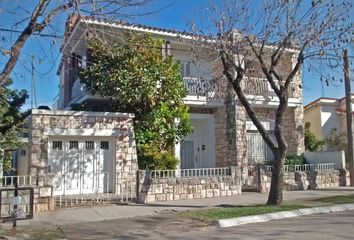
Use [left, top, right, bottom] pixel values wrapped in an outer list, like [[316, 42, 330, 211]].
[[343, 49, 354, 186]]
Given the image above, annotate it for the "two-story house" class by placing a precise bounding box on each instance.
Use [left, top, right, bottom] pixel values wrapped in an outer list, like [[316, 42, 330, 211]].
[[0, 14, 302, 203], [53, 15, 304, 191]]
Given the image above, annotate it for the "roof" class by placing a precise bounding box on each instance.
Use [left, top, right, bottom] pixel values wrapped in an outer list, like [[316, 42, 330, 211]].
[[81, 15, 205, 39], [304, 97, 339, 111], [57, 15, 300, 74]]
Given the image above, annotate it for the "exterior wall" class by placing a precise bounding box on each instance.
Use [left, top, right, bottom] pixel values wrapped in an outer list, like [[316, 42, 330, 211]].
[[137, 166, 241, 203], [304, 151, 346, 170], [27, 109, 137, 211], [304, 105, 322, 139], [251, 107, 304, 155], [321, 105, 341, 138], [259, 166, 344, 192]]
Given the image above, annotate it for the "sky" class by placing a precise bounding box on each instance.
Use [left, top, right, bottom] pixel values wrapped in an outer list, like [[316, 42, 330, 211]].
[[0, 0, 352, 110]]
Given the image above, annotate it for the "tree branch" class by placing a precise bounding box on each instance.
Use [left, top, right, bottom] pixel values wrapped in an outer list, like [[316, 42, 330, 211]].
[[220, 50, 277, 151], [0, 1, 73, 86]]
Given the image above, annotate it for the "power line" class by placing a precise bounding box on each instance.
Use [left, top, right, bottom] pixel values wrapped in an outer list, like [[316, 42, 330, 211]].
[[0, 28, 62, 38]]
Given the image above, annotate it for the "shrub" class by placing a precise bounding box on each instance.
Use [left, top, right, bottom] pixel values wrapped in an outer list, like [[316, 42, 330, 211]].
[[138, 144, 179, 170], [284, 154, 308, 166], [265, 154, 307, 166], [304, 122, 324, 151]]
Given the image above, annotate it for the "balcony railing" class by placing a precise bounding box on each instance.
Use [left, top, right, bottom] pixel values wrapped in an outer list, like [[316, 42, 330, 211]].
[[183, 77, 215, 97], [241, 77, 300, 98]]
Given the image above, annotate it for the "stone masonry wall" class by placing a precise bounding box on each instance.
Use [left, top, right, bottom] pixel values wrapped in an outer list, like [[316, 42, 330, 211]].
[[29, 109, 137, 211], [258, 166, 343, 193], [251, 107, 304, 154], [137, 167, 242, 203]]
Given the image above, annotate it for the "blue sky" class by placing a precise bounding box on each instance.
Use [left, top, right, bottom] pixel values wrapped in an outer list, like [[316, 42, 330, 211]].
[[0, 0, 351, 109]]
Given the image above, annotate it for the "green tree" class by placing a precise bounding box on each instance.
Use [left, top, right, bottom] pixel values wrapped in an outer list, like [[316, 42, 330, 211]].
[[304, 122, 324, 152], [0, 80, 29, 173], [80, 33, 193, 169]]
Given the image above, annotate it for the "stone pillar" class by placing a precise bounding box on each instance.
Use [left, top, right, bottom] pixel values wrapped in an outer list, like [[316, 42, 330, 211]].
[[229, 166, 242, 194], [115, 119, 138, 198], [294, 106, 305, 154]]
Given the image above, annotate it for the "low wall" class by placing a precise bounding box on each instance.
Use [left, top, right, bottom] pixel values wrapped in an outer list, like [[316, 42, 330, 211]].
[[259, 166, 345, 193], [1, 175, 55, 213], [304, 151, 346, 170], [137, 167, 242, 203]]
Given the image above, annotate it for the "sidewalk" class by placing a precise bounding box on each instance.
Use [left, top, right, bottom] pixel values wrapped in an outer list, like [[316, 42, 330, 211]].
[[8, 187, 354, 227]]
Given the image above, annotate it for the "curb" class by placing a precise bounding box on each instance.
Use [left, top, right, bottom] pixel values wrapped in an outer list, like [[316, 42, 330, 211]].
[[218, 203, 354, 228]]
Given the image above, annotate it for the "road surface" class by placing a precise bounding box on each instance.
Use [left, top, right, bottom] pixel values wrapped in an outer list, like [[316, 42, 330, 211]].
[[62, 210, 354, 239]]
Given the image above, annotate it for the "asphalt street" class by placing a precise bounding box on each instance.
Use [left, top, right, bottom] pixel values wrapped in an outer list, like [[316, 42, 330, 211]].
[[62, 210, 354, 239]]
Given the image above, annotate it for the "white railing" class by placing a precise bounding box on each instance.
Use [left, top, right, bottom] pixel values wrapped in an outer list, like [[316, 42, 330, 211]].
[[241, 77, 300, 98], [183, 77, 215, 97], [266, 163, 335, 172], [146, 167, 230, 179], [181, 167, 230, 177], [1, 175, 34, 187]]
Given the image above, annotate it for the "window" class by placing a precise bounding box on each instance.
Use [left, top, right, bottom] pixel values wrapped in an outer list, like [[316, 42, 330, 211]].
[[85, 141, 94, 150], [180, 61, 192, 77], [69, 141, 79, 150], [20, 150, 26, 157], [52, 141, 62, 150], [100, 141, 109, 150]]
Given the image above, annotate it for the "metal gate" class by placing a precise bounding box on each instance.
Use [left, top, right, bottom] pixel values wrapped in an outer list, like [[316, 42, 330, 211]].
[[246, 131, 275, 164], [243, 131, 275, 191]]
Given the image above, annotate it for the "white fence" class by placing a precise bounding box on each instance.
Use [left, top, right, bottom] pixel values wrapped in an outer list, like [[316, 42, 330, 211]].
[[144, 167, 230, 179], [266, 163, 335, 172], [1, 175, 34, 187]]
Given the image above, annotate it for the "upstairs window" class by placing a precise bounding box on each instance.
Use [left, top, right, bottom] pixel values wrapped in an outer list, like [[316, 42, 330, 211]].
[[180, 61, 191, 78]]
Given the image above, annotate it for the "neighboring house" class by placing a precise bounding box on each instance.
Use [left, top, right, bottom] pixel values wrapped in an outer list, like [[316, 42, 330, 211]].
[[304, 95, 354, 141], [16, 14, 304, 205]]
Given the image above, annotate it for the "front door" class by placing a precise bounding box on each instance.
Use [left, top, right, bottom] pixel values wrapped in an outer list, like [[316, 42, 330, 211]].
[[180, 133, 199, 169]]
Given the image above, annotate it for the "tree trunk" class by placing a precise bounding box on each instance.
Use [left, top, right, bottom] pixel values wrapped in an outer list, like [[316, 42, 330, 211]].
[[267, 149, 286, 205]]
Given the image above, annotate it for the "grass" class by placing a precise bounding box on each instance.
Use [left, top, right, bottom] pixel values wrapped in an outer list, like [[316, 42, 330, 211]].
[[180, 204, 307, 223], [314, 194, 354, 204], [0, 226, 66, 240]]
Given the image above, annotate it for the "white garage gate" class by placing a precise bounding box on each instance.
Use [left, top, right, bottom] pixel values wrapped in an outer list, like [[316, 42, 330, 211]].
[[48, 137, 114, 196]]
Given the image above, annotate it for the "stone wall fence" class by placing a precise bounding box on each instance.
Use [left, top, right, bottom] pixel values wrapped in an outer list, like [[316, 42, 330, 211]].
[[258, 163, 348, 193], [137, 166, 242, 203]]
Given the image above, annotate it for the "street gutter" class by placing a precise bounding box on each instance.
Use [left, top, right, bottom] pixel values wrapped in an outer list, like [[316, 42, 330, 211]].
[[218, 203, 354, 228]]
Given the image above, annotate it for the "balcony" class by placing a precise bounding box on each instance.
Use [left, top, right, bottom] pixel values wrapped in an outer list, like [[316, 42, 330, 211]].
[[241, 77, 300, 99], [183, 77, 215, 98]]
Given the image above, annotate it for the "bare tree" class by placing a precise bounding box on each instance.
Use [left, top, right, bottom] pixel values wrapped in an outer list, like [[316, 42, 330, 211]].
[[0, 0, 168, 86], [191, 0, 353, 205]]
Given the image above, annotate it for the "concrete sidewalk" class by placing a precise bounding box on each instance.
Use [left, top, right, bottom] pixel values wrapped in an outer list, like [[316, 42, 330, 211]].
[[8, 187, 354, 227]]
